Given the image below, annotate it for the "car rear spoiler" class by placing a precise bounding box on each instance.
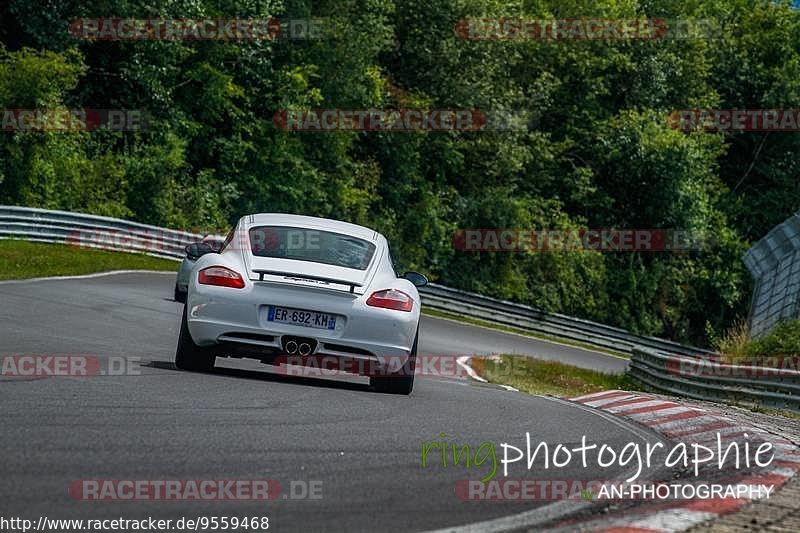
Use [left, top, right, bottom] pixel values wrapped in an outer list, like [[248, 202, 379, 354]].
[[253, 270, 363, 294]]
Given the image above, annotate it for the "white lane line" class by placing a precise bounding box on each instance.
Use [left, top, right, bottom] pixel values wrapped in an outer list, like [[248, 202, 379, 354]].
[[453, 356, 519, 391], [0, 270, 176, 285], [456, 356, 488, 383]]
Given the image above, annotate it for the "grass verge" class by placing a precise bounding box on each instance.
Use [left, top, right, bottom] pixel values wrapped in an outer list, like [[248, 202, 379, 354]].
[[472, 354, 800, 420], [470, 354, 639, 398], [747, 404, 800, 420], [422, 307, 628, 359], [715, 319, 800, 365], [0, 239, 179, 281]]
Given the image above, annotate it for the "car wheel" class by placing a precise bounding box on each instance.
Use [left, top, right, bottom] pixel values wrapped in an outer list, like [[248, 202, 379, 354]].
[[174, 306, 216, 372], [371, 328, 418, 395], [174, 283, 186, 303]]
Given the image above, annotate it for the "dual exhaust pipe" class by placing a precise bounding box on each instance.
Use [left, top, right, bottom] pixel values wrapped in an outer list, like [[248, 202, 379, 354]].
[[283, 337, 315, 356]]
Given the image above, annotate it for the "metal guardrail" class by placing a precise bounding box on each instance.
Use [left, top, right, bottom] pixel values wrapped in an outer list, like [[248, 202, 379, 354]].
[[1, 205, 711, 357], [9, 206, 800, 412], [629, 347, 800, 413], [6, 205, 796, 410], [0, 205, 201, 261], [419, 283, 713, 357]]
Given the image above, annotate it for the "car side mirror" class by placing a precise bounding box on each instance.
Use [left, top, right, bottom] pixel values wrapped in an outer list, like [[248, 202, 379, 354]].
[[403, 271, 428, 287], [185, 242, 216, 260]]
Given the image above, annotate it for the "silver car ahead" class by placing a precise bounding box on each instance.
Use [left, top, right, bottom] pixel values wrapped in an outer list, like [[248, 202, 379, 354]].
[[174, 235, 225, 302], [175, 213, 427, 394]]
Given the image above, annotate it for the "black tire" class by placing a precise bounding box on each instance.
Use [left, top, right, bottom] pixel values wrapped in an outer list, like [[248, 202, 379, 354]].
[[174, 307, 216, 372], [371, 328, 418, 395], [174, 284, 186, 303]]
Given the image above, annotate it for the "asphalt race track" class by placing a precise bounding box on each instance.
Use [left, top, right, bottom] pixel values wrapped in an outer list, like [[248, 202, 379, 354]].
[[420, 316, 628, 373], [1, 272, 659, 532]]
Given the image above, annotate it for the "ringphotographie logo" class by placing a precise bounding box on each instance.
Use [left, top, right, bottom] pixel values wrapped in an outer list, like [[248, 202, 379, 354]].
[[419, 431, 778, 503]]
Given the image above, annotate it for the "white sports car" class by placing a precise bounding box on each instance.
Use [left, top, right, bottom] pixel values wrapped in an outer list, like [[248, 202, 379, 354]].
[[175, 213, 427, 394]]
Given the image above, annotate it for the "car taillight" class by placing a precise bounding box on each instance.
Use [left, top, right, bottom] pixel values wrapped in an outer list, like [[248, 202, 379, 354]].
[[366, 289, 414, 312], [198, 266, 245, 289]]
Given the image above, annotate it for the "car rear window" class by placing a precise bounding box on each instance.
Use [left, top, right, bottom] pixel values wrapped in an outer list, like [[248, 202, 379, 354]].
[[249, 226, 376, 270]]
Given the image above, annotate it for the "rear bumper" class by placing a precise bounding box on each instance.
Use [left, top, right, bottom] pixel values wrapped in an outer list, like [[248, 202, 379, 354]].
[[186, 281, 419, 368]]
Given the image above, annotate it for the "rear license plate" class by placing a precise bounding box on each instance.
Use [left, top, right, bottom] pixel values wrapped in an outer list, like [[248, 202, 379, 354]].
[[267, 306, 336, 330]]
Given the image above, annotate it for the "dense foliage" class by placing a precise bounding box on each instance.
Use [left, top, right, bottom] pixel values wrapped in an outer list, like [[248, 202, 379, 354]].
[[715, 318, 800, 360], [742, 320, 800, 358], [1, 0, 799, 345]]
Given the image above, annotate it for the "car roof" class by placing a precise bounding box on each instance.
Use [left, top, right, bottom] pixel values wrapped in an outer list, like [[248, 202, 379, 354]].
[[244, 213, 379, 242]]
